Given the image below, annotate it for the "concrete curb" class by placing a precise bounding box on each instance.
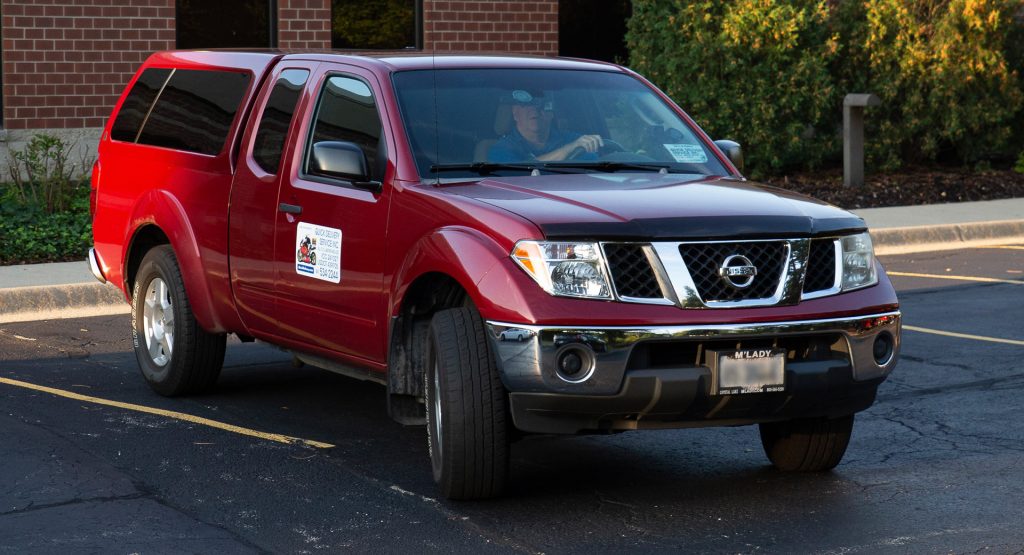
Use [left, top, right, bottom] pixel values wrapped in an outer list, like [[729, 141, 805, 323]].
[[0, 282, 129, 324], [871, 219, 1024, 255]]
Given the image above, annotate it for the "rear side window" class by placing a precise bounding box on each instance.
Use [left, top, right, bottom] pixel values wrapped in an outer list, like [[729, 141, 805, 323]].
[[252, 69, 309, 174], [110, 68, 172, 142], [136, 69, 251, 156], [307, 75, 386, 180]]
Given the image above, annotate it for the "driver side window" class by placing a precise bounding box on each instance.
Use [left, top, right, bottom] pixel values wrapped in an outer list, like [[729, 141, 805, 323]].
[[306, 75, 387, 182]]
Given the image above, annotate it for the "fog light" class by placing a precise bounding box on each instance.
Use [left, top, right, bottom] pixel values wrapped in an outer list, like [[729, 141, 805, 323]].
[[555, 345, 595, 383], [873, 332, 894, 365], [559, 351, 583, 376]]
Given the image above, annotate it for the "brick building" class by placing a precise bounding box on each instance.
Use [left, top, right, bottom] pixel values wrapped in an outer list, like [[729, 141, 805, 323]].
[[1, 0, 633, 159]]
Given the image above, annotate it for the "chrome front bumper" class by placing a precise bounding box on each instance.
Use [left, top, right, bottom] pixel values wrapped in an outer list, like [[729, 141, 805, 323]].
[[486, 311, 900, 396]]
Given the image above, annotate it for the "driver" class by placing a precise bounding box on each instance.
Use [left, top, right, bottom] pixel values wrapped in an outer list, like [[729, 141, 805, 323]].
[[488, 89, 604, 162]]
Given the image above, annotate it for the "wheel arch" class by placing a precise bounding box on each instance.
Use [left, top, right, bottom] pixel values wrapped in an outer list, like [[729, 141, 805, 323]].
[[385, 226, 537, 415], [386, 271, 470, 418], [385, 226, 514, 425], [389, 227, 505, 321], [125, 224, 170, 300], [122, 190, 225, 333]]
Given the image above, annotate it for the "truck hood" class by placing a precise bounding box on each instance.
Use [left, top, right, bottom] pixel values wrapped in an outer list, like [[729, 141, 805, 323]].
[[441, 173, 866, 240]]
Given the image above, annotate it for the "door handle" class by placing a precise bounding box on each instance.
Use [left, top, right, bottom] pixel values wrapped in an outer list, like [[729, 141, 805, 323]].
[[278, 203, 302, 214]]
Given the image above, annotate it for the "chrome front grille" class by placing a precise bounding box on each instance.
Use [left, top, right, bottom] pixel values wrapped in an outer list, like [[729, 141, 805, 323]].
[[603, 243, 663, 299], [601, 237, 843, 309], [803, 239, 839, 294], [678, 241, 787, 302]]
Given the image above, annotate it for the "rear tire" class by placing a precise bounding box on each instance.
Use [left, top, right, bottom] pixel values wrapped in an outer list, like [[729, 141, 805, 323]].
[[425, 306, 509, 500], [132, 245, 226, 396], [759, 415, 855, 472]]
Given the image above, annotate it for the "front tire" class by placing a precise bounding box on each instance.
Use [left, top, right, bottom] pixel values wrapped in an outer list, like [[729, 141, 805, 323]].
[[132, 245, 226, 396], [425, 307, 509, 500], [759, 415, 855, 472]]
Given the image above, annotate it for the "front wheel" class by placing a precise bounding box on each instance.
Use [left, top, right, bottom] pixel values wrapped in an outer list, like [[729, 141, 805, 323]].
[[425, 307, 509, 500], [759, 415, 855, 472], [132, 245, 226, 396]]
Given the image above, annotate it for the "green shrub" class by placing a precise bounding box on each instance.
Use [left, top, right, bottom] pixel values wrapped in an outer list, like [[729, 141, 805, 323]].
[[854, 0, 1024, 169], [627, 0, 1024, 176], [0, 183, 92, 265], [1015, 150, 1024, 173], [1007, 5, 1024, 158], [0, 133, 93, 264], [6, 133, 90, 214], [627, 0, 840, 178]]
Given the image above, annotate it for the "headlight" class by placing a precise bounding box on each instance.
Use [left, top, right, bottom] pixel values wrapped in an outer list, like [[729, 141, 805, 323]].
[[512, 241, 612, 299], [840, 232, 878, 291]]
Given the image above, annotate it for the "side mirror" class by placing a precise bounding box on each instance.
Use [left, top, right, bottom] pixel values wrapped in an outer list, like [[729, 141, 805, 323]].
[[713, 140, 744, 174], [309, 141, 382, 192]]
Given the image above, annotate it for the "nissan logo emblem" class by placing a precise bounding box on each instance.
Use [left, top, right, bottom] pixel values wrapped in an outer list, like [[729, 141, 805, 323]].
[[718, 254, 757, 288]]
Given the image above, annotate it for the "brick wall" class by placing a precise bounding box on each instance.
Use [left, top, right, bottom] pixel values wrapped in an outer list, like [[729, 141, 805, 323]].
[[278, 0, 330, 49], [423, 0, 558, 55], [1, 0, 175, 131], [0, 0, 559, 133]]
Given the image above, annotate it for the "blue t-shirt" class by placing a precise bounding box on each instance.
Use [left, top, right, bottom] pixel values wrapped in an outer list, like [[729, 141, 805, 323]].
[[488, 128, 597, 162]]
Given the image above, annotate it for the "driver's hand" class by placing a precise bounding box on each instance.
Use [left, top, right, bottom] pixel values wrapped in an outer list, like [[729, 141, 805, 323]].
[[572, 134, 604, 153]]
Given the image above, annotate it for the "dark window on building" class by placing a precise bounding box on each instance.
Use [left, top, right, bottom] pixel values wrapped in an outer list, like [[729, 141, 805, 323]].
[[110, 68, 173, 143], [137, 69, 251, 155], [331, 0, 420, 50], [306, 75, 385, 181], [177, 0, 277, 48], [253, 69, 309, 174], [559, 0, 632, 63]]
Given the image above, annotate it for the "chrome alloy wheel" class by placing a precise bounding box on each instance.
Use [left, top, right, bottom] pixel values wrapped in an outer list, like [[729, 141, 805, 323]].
[[143, 277, 174, 367]]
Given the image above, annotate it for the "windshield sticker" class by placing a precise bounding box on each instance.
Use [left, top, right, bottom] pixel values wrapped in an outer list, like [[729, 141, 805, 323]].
[[663, 144, 708, 164], [295, 222, 341, 283]]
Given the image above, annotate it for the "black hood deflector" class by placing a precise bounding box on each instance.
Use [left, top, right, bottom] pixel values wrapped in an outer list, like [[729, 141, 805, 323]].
[[539, 215, 867, 241]]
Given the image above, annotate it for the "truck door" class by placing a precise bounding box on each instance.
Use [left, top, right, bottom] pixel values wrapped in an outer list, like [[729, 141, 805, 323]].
[[271, 66, 394, 364], [229, 62, 317, 335]]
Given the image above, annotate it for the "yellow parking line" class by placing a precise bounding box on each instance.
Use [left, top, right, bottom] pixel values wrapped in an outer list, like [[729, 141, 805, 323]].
[[0, 377, 334, 449], [887, 271, 1022, 285], [974, 246, 1024, 251], [903, 325, 1024, 347]]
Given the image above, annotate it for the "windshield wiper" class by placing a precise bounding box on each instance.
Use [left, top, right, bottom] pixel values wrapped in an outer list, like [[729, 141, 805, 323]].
[[429, 163, 576, 175], [543, 161, 681, 173]]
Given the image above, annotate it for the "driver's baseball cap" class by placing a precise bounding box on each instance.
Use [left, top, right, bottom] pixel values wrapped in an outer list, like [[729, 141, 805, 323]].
[[509, 89, 553, 111]]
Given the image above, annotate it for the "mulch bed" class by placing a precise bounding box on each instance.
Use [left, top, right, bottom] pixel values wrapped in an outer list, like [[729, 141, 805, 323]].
[[762, 168, 1024, 210]]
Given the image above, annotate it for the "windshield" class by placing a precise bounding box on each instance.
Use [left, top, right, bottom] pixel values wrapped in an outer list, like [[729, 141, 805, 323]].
[[391, 68, 728, 180]]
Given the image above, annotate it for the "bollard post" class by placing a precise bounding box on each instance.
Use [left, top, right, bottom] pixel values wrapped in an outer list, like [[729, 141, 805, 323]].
[[843, 93, 880, 187]]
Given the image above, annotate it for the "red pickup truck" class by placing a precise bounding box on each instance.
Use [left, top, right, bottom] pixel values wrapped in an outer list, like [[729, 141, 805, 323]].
[[90, 50, 901, 499]]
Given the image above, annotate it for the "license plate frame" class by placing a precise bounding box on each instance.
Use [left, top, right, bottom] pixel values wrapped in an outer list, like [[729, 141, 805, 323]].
[[708, 348, 786, 395]]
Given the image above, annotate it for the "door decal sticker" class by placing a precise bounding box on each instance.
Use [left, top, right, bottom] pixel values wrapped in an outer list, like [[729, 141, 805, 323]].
[[295, 222, 341, 283]]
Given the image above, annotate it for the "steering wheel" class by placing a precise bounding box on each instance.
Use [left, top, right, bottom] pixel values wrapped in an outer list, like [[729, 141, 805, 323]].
[[567, 139, 628, 160], [599, 139, 627, 155], [631, 97, 662, 126], [567, 146, 587, 160]]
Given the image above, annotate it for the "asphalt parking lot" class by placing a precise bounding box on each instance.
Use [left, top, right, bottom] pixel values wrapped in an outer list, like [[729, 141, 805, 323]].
[[1, 245, 1022, 554]]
